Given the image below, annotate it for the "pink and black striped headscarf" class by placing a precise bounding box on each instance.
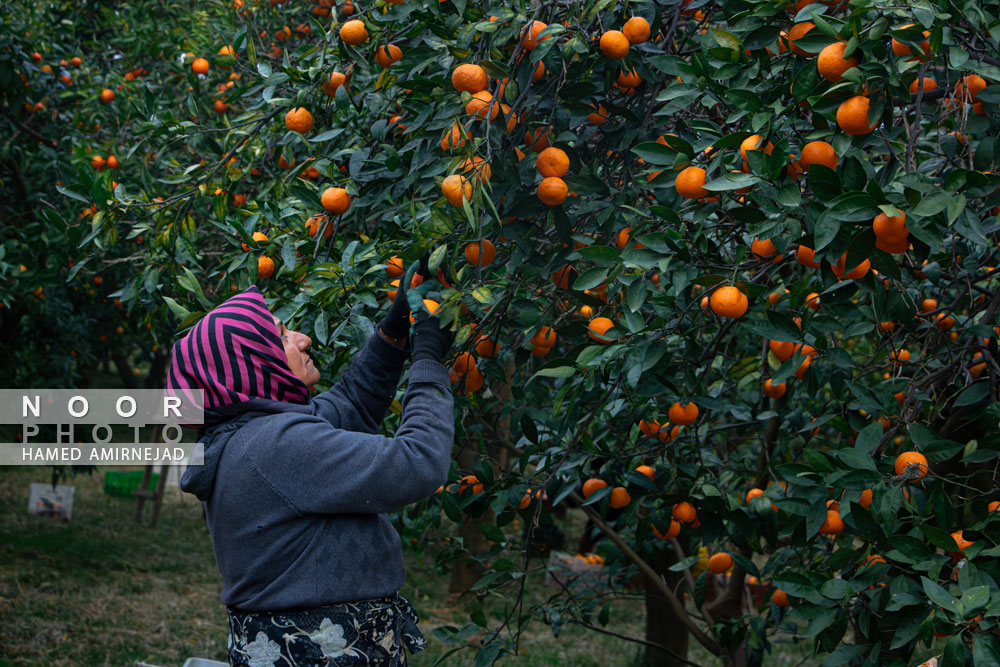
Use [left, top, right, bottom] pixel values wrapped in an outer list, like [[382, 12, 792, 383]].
[[165, 287, 310, 428]]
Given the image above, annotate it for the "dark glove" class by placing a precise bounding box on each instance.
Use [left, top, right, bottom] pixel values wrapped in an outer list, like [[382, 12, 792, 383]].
[[411, 306, 455, 364], [379, 259, 419, 341]]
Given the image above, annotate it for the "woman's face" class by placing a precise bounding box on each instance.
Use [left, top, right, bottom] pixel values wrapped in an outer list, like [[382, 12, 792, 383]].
[[273, 316, 321, 390]]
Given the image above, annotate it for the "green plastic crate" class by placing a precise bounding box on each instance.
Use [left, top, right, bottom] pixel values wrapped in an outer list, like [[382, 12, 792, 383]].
[[104, 470, 159, 497]]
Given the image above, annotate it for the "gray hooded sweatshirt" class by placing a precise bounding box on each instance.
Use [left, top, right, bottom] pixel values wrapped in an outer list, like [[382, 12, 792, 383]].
[[180, 331, 454, 612]]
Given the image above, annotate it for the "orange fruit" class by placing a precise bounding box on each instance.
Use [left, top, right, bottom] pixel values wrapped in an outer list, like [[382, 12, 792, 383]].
[[873, 211, 908, 244], [600, 30, 630, 59], [817, 42, 858, 82], [324, 71, 347, 97], [795, 245, 820, 268], [106, 155, 120, 169], [772, 589, 790, 607], [763, 379, 786, 398], [920, 298, 937, 313], [837, 96, 877, 135], [219, 45, 235, 58], [340, 20, 368, 45], [954, 75, 986, 102], [551, 266, 573, 289], [668, 401, 698, 425], [635, 465, 655, 481], [819, 509, 845, 534], [530, 325, 556, 348], [537, 177, 568, 206], [894, 451, 928, 478], [739, 134, 774, 163], [99, 88, 115, 103], [439, 123, 467, 151], [891, 348, 910, 365], [769, 340, 796, 364], [746, 488, 764, 503], [616, 227, 645, 250], [465, 91, 498, 120], [708, 552, 733, 574], [451, 64, 487, 93], [949, 530, 974, 559], [768, 288, 789, 305], [710, 285, 749, 318], [71, 56, 82, 67], [675, 166, 708, 199], [891, 24, 930, 60], [452, 352, 475, 375], [653, 520, 681, 540], [609, 486, 632, 508], [800, 141, 837, 171], [988, 500, 1000, 513], [385, 255, 405, 277], [457, 474, 483, 493], [524, 126, 552, 151], [623, 16, 650, 44], [521, 20, 550, 50], [672, 501, 697, 523], [305, 214, 333, 240], [587, 104, 609, 125], [751, 238, 778, 259], [241, 231, 269, 251], [475, 335, 500, 358], [191, 57, 209, 74], [617, 68, 642, 88], [375, 44, 403, 67], [460, 156, 491, 184], [909, 77, 937, 94], [785, 22, 815, 57], [582, 478, 608, 498], [587, 317, 615, 343], [442, 174, 472, 206], [91, 155, 106, 170], [284, 107, 314, 134], [464, 239, 496, 266], [859, 489, 873, 508], [536, 147, 570, 178], [499, 104, 517, 132], [257, 255, 275, 279], [832, 253, 870, 280], [321, 187, 351, 214]]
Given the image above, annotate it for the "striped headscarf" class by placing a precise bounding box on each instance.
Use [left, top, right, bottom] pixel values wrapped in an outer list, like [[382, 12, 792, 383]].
[[165, 287, 310, 428]]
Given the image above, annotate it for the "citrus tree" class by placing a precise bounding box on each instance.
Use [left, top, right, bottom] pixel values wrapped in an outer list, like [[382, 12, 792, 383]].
[[6, 0, 1000, 663]]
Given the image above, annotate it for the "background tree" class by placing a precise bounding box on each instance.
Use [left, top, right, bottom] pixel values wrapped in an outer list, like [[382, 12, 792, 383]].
[[3, 0, 1000, 664]]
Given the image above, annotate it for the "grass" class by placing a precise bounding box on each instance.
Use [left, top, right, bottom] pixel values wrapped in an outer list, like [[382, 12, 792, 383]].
[[0, 465, 942, 666], [1, 465, 659, 667]]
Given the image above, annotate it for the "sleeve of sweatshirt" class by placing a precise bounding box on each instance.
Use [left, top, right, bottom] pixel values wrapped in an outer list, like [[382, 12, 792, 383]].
[[309, 330, 410, 434], [244, 359, 455, 515]]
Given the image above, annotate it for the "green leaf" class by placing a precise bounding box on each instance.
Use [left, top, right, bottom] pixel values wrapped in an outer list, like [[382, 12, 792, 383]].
[[702, 172, 761, 192], [954, 382, 989, 407], [427, 244, 447, 276], [960, 586, 989, 616], [314, 311, 328, 345], [710, 28, 742, 51], [854, 423, 883, 452], [921, 576, 960, 616], [573, 267, 609, 291], [162, 296, 190, 321], [838, 448, 877, 471]]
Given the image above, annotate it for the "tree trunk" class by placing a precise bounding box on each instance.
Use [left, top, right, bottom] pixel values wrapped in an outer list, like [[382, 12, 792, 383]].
[[644, 542, 690, 665], [448, 443, 490, 595]]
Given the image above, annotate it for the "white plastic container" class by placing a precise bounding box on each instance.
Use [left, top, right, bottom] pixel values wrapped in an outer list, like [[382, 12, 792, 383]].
[[27, 483, 74, 520]]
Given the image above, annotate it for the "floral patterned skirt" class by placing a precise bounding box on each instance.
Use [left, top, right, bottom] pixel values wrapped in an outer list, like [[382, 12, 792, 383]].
[[227, 593, 427, 666]]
